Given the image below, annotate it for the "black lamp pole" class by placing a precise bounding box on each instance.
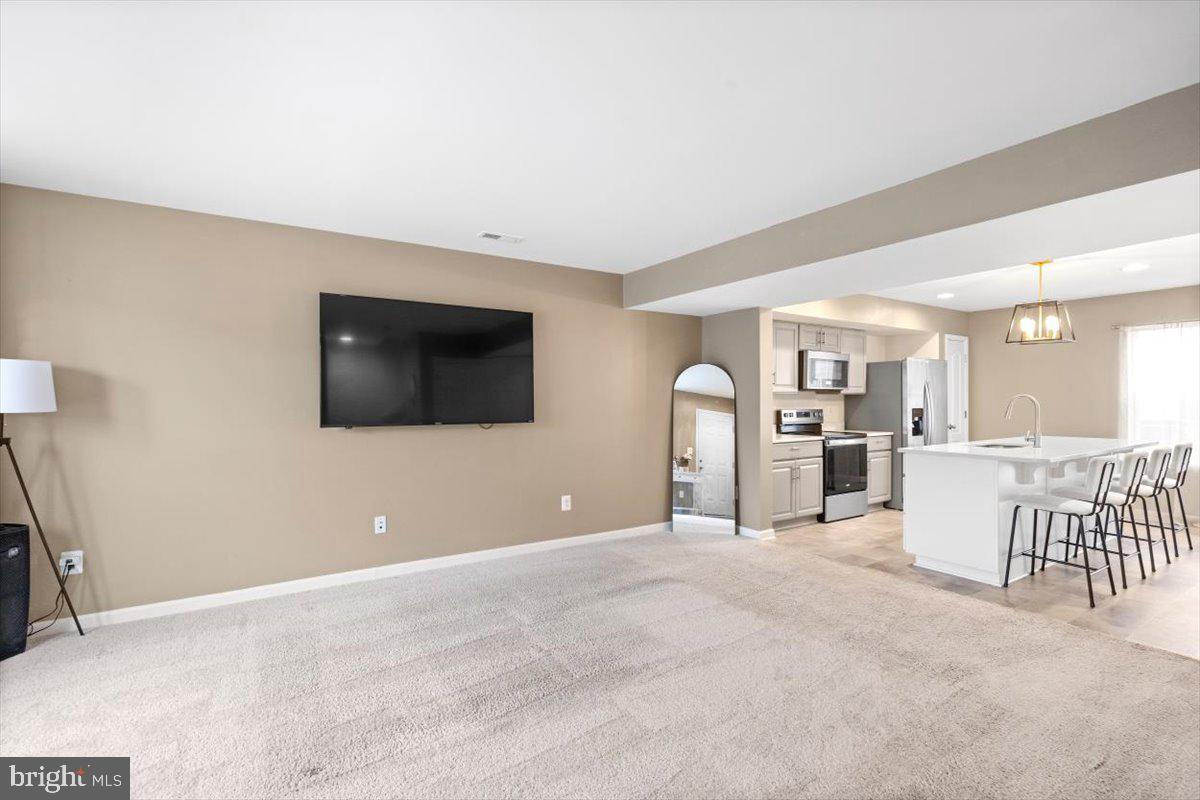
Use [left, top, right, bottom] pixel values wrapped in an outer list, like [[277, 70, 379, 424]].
[[0, 413, 84, 636]]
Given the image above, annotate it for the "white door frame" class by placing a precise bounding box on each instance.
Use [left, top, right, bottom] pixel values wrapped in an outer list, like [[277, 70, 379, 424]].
[[944, 334, 969, 443], [695, 408, 736, 518]]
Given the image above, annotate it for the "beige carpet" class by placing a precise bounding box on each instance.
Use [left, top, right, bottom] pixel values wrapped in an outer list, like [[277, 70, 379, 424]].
[[2, 531, 1198, 799]]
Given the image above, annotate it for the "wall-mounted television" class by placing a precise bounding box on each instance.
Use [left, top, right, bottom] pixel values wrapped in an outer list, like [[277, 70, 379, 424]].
[[320, 293, 534, 427]]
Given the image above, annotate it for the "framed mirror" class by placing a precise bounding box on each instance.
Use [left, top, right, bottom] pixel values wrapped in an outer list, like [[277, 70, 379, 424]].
[[671, 363, 736, 534]]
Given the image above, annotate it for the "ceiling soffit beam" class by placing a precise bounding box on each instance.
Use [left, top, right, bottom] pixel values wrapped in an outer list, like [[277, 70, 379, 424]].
[[622, 83, 1200, 310], [628, 171, 1199, 317]]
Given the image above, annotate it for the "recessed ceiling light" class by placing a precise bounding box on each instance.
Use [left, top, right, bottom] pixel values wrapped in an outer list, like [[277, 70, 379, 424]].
[[338, 335, 354, 343], [936, 292, 955, 300], [1122, 262, 1150, 273]]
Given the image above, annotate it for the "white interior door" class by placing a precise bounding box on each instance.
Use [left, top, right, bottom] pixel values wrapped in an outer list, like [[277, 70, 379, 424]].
[[695, 409, 735, 518], [945, 334, 969, 443]]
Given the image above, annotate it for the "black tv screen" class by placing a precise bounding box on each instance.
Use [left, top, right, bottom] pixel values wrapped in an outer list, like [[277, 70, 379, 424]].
[[320, 293, 533, 427]]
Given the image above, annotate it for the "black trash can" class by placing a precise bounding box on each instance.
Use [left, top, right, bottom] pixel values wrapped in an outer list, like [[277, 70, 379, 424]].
[[0, 523, 30, 660]]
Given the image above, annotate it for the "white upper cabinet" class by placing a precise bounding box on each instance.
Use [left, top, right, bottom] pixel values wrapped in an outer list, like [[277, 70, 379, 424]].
[[817, 326, 839, 352], [776, 319, 866, 394], [840, 329, 866, 395], [799, 324, 840, 352], [772, 321, 799, 392]]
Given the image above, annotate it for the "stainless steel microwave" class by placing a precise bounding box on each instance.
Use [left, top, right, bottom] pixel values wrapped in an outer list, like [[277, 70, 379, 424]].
[[802, 350, 849, 390]]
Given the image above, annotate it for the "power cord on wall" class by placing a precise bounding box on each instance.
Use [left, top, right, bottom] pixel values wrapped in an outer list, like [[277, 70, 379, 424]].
[[27, 561, 76, 637]]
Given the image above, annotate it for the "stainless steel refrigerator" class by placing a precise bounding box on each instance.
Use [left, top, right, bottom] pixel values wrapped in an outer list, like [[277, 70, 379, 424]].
[[844, 358, 947, 510]]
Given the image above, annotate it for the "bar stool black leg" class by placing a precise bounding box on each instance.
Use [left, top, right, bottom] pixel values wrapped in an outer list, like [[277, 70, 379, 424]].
[[1096, 514, 1116, 596], [1029, 509, 1038, 577], [1122, 505, 1147, 580], [1003, 505, 1020, 588], [1040, 511, 1054, 571], [1076, 515, 1096, 608], [1137, 501, 1158, 572], [1155, 494, 1178, 557], [1176, 487, 1193, 550], [1164, 491, 1179, 555], [1143, 497, 1170, 565], [1109, 506, 1128, 589]]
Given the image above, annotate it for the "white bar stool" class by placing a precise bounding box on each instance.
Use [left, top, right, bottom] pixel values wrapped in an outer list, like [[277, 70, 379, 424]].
[[1129, 447, 1174, 569], [1004, 457, 1118, 607], [1149, 443, 1193, 555], [1055, 451, 1148, 589]]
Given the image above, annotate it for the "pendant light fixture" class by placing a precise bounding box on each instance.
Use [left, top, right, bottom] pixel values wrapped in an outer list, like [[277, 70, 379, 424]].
[[1005, 260, 1075, 344]]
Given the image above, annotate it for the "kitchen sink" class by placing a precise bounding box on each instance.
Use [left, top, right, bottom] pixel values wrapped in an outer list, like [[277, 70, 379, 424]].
[[977, 443, 1028, 449]]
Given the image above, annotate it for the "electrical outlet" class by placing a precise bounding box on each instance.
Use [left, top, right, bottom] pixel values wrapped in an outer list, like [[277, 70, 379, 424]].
[[59, 549, 83, 575], [560, 495, 572, 511], [374, 515, 387, 534]]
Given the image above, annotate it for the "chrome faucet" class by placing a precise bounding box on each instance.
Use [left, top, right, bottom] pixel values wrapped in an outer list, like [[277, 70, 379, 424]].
[[1004, 394, 1042, 447]]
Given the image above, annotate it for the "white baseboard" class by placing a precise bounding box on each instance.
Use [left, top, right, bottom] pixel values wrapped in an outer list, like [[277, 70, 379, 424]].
[[913, 555, 1004, 586], [37, 522, 670, 635], [738, 526, 776, 540]]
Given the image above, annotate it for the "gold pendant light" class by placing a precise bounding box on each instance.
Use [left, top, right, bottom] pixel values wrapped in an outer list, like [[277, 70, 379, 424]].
[[1005, 260, 1075, 344]]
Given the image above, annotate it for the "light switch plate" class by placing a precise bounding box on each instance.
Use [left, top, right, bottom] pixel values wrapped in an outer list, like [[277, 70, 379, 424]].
[[561, 495, 572, 511], [374, 516, 387, 534]]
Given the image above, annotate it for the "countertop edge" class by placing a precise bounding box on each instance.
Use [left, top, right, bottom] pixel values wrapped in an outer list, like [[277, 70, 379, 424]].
[[899, 438, 1153, 464], [772, 430, 894, 444]]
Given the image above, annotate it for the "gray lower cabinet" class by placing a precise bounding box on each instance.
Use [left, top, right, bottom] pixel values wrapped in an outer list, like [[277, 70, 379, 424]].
[[772, 457, 824, 522], [795, 458, 823, 516], [867, 451, 892, 504], [771, 462, 797, 521]]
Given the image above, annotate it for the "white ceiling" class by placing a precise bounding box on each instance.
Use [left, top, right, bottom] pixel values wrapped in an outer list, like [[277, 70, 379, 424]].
[[1, 2, 1197, 273], [869, 234, 1200, 312]]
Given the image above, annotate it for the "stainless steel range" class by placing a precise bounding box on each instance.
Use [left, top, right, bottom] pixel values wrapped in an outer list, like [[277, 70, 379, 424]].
[[776, 409, 868, 523]]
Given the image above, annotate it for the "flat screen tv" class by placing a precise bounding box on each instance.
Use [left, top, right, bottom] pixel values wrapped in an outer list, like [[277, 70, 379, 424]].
[[320, 293, 534, 427]]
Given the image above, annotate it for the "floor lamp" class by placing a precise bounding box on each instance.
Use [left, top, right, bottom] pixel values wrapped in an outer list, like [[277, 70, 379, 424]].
[[0, 358, 84, 636]]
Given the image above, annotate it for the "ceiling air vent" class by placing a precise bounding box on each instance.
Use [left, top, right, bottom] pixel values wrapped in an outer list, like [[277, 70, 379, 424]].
[[478, 231, 525, 244]]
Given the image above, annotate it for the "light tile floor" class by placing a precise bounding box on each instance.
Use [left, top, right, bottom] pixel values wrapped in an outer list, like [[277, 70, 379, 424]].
[[775, 509, 1200, 660]]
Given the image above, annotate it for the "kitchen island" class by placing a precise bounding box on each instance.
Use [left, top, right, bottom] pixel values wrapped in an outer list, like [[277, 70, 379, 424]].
[[899, 436, 1154, 585]]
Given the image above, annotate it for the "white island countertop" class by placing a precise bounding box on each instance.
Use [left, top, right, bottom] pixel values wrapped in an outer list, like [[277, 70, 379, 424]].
[[899, 436, 1155, 465]]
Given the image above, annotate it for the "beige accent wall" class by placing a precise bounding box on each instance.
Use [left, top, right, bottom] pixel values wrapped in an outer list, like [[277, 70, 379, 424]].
[[882, 333, 941, 361], [772, 391, 845, 432], [0, 184, 702, 616], [625, 84, 1200, 308], [968, 285, 1200, 513], [672, 391, 736, 472], [701, 308, 772, 532]]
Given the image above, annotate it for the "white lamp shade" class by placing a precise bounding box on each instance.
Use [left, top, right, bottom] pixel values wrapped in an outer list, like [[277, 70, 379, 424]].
[[0, 359, 57, 413]]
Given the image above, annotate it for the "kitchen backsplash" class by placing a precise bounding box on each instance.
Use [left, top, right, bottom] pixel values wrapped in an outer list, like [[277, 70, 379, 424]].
[[773, 390, 845, 430]]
